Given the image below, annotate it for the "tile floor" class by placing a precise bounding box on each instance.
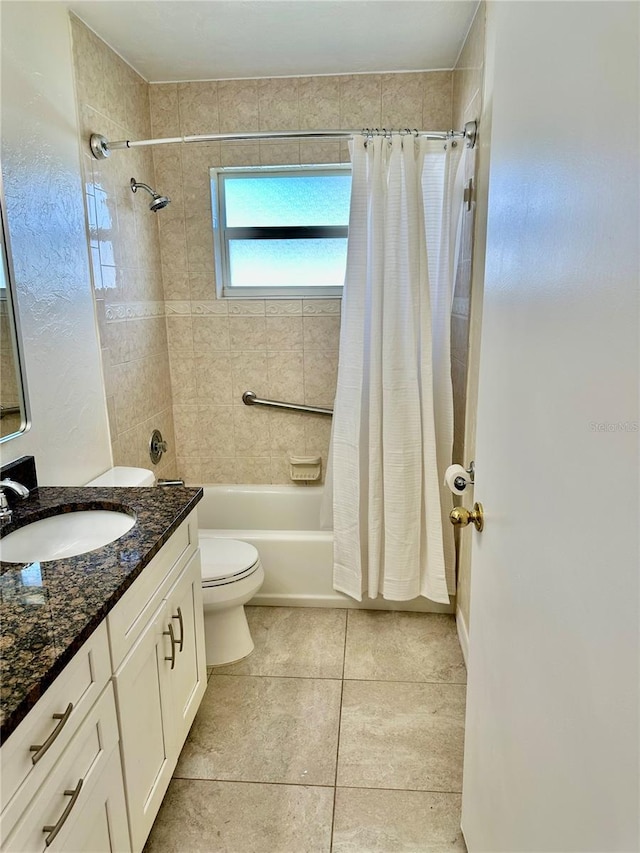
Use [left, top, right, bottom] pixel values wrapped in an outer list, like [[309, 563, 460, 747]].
[[144, 607, 467, 853]]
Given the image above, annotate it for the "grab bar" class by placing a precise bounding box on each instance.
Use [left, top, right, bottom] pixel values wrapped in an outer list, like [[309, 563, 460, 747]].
[[242, 390, 333, 417]]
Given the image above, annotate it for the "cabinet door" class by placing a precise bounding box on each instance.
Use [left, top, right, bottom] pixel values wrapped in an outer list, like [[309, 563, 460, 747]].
[[1, 686, 128, 853], [164, 550, 207, 746], [51, 746, 131, 853], [113, 603, 174, 853]]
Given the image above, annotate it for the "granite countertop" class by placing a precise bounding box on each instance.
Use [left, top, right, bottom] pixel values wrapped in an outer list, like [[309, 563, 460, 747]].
[[0, 485, 203, 741]]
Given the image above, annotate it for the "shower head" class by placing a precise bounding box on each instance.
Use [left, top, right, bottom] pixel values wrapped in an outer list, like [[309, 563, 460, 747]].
[[130, 178, 170, 212]]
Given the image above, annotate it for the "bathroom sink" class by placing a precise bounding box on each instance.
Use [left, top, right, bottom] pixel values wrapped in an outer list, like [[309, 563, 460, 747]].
[[0, 510, 136, 563]]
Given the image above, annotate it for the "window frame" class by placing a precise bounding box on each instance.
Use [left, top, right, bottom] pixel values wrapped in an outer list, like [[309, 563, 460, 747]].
[[210, 163, 350, 299]]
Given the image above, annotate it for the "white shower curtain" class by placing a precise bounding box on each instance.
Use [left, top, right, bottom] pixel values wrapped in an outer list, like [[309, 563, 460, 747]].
[[327, 134, 464, 603]]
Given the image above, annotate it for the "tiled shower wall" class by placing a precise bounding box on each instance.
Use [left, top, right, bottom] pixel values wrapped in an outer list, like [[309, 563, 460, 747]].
[[71, 17, 177, 480], [149, 72, 453, 484]]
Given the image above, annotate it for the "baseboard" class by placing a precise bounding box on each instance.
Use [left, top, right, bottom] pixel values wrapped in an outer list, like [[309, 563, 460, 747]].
[[252, 592, 455, 614], [456, 606, 469, 667]]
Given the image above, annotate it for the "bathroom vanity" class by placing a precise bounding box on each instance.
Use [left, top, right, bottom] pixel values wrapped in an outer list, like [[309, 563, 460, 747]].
[[0, 485, 205, 853]]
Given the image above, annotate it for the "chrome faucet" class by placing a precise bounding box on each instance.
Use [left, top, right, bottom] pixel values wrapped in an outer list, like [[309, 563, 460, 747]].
[[0, 479, 30, 523]]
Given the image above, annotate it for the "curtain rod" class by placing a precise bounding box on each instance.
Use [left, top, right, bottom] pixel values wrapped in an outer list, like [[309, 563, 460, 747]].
[[89, 121, 477, 160]]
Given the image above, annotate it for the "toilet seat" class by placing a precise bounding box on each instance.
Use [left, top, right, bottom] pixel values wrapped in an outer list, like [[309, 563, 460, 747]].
[[200, 538, 261, 589]]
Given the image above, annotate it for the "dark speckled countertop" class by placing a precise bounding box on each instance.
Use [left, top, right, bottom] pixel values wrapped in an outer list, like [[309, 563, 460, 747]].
[[0, 485, 202, 741]]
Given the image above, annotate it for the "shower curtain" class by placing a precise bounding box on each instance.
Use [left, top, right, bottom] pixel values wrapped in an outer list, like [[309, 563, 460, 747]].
[[327, 134, 464, 603]]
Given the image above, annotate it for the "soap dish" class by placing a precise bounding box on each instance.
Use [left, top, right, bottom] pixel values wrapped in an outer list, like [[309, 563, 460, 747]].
[[288, 454, 322, 482]]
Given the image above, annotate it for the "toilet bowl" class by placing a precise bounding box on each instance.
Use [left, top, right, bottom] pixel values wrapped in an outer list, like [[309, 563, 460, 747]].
[[85, 467, 264, 668], [199, 535, 264, 666]]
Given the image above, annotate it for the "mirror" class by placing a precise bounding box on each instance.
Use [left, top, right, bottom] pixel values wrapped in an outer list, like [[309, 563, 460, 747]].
[[0, 173, 30, 441]]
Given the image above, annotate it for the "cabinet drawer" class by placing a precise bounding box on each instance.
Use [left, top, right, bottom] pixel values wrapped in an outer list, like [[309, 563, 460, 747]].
[[107, 513, 197, 670], [0, 622, 111, 826], [0, 682, 121, 852]]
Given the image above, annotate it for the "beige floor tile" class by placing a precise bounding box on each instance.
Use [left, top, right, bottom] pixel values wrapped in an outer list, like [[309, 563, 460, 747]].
[[143, 778, 333, 853], [213, 606, 347, 679], [337, 681, 466, 792], [332, 787, 466, 852], [344, 611, 466, 684], [175, 675, 342, 785]]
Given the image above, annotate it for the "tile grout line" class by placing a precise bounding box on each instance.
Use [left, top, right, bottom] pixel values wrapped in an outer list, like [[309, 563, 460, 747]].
[[171, 774, 463, 796], [329, 610, 349, 851], [209, 672, 466, 686]]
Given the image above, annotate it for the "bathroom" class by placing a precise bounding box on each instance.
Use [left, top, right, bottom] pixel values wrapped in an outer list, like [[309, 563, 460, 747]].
[[0, 1, 637, 851]]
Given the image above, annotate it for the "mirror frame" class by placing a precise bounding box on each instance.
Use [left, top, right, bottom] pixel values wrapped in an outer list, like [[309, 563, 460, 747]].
[[0, 170, 31, 443]]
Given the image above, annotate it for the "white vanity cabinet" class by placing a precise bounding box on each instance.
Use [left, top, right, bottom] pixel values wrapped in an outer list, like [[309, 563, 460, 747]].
[[108, 512, 206, 853], [0, 625, 131, 853], [1, 508, 206, 853]]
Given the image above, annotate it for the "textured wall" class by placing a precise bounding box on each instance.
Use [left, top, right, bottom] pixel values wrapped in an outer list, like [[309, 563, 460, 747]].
[[149, 72, 453, 484], [0, 2, 112, 484], [71, 16, 177, 479], [451, 4, 486, 633]]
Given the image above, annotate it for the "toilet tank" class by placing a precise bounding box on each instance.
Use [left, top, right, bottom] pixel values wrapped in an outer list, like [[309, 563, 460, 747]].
[[85, 467, 155, 487]]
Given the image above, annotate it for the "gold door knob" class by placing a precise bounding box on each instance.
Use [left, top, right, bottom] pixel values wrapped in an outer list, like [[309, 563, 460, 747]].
[[449, 502, 484, 532]]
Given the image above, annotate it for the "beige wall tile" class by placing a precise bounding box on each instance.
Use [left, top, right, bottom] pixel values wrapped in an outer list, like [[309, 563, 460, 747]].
[[192, 316, 230, 352], [381, 73, 425, 129], [169, 354, 196, 404], [299, 140, 342, 165], [228, 316, 266, 351], [303, 316, 340, 349], [195, 353, 233, 405], [149, 84, 180, 137], [299, 76, 340, 129], [167, 316, 194, 353], [258, 77, 300, 131], [267, 351, 305, 405], [176, 457, 202, 485], [423, 71, 453, 130], [218, 79, 259, 133], [339, 75, 382, 128], [268, 409, 306, 455], [233, 406, 271, 455], [235, 456, 272, 484], [259, 141, 301, 166], [178, 82, 219, 136], [230, 351, 268, 404], [304, 350, 338, 408], [200, 457, 237, 484], [266, 316, 303, 350], [199, 404, 235, 455]]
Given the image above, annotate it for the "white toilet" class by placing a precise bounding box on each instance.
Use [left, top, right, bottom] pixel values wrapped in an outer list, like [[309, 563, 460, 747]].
[[199, 535, 264, 666], [85, 466, 264, 667]]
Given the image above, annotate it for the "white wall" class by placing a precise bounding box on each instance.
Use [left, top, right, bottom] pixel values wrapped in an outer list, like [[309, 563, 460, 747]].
[[0, 1, 111, 484]]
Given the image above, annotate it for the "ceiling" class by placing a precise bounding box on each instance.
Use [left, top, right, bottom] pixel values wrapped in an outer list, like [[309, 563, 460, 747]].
[[68, 1, 479, 82]]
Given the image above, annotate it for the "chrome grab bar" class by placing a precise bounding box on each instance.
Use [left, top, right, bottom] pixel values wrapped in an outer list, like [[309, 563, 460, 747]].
[[242, 390, 333, 417]]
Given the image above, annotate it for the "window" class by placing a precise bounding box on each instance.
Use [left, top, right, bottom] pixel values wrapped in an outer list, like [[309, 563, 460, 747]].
[[210, 165, 351, 298]]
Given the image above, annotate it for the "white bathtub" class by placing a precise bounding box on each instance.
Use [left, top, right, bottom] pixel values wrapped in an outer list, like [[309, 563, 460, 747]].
[[196, 484, 453, 612]]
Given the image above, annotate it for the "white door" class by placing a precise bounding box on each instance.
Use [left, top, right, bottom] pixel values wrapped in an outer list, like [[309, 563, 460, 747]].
[[461, 3, 639, 851]]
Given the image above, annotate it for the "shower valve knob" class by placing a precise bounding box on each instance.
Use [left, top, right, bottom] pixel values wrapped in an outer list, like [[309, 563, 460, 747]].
[[449, 502, 484, 532]]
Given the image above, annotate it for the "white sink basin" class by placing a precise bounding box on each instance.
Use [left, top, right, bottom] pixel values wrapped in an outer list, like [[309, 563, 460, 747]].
[[0, 510, 136, 563]]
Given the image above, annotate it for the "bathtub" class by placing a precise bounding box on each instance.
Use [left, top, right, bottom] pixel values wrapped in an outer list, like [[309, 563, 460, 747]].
[[196, 485, 453, 612]]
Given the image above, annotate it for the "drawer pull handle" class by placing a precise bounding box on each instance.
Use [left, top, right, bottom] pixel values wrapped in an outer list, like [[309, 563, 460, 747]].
[[42, 777, 83, 846], [29, 703, 74, 765], [163, 622, 177, 669], [172, 607, 184, 652]]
